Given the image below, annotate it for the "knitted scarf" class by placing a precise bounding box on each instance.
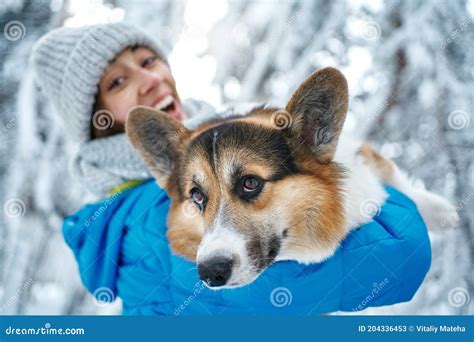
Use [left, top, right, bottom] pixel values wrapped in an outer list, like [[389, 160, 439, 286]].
[[71, 99, 219, 197]]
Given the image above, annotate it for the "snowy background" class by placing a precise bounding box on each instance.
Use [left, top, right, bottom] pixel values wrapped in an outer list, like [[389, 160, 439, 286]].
[[0, 0, 472, 315]]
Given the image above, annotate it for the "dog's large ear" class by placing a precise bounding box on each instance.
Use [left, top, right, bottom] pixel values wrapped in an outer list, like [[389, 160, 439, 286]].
[[284, 67, 348, 164], [126, 106, 190, 189]]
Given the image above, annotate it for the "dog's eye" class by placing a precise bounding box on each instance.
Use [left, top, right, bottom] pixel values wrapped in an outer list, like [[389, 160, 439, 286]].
[[190, 188, 206, 209], [237, 176, 264, 202], [243, 177, 261, 192]]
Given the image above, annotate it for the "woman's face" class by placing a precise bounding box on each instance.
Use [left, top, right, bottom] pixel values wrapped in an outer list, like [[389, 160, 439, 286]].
[[95, 46, 185, 136]]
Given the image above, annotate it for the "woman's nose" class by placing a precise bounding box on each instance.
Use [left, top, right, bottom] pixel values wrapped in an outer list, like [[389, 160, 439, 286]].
[[138, 69, 164, 96]]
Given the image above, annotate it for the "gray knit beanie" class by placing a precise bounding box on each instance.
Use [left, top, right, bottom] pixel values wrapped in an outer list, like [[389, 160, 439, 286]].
[[31, 22, 167, 143]]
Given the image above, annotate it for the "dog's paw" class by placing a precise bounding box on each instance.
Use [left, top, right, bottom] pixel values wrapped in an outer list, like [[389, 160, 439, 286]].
[[414, 190, 460, 232]]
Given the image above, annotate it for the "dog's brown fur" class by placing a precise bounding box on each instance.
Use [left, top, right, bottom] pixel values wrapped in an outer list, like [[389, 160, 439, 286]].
[[127, 67, 349, 269], [358, 142, 395, 183], [163, 107, 347, 261]]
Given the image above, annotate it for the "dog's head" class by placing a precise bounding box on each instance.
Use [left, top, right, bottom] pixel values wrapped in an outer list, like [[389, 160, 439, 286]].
[[127, 67, 349, 289]]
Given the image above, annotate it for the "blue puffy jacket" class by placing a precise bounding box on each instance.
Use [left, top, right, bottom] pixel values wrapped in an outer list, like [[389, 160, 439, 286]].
[[63, 180, 431, 315]]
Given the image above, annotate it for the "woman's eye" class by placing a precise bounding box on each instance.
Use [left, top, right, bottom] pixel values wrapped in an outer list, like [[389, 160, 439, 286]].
[[190, 188, 205, 208], [242, 176, 261, 192], [142, 55, 158, 68], [108, 76, 125, 91]]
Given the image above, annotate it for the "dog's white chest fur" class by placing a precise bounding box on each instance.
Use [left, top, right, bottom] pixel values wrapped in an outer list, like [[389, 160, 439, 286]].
[[334, 134, 389, 231]]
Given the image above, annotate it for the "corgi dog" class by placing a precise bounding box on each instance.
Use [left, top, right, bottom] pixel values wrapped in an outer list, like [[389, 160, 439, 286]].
[[126, 67, 459, 289]]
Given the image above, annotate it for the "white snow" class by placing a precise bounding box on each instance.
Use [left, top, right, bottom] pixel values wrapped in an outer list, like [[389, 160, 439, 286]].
[[0, 0, 472, 315]]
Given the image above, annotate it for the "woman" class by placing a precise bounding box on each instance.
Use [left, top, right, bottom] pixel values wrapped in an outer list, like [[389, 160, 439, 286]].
[[32, 22, 431, 315]]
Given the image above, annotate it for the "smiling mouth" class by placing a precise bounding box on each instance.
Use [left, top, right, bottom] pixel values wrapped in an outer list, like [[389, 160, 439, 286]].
[[153, 94, 182, 121]]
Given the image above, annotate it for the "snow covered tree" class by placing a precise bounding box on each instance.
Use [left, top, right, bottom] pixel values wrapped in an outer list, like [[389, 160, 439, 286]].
[[1, 0, 472, 314]]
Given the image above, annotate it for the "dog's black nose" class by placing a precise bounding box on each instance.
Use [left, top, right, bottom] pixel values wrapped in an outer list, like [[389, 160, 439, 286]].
[[198, 256, 233, 287]]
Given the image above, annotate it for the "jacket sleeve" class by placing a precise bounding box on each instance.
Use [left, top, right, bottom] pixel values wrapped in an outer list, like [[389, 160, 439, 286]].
[[62, 191, 132, 301], [339, 186, 432, 311], [62, 181, 175, 314]]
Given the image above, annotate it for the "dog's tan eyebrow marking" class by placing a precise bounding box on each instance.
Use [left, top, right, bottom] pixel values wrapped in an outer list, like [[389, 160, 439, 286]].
[[191, 174, 203, 189], [180, 159, 206, 197], [187, 168, 206, 190]]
